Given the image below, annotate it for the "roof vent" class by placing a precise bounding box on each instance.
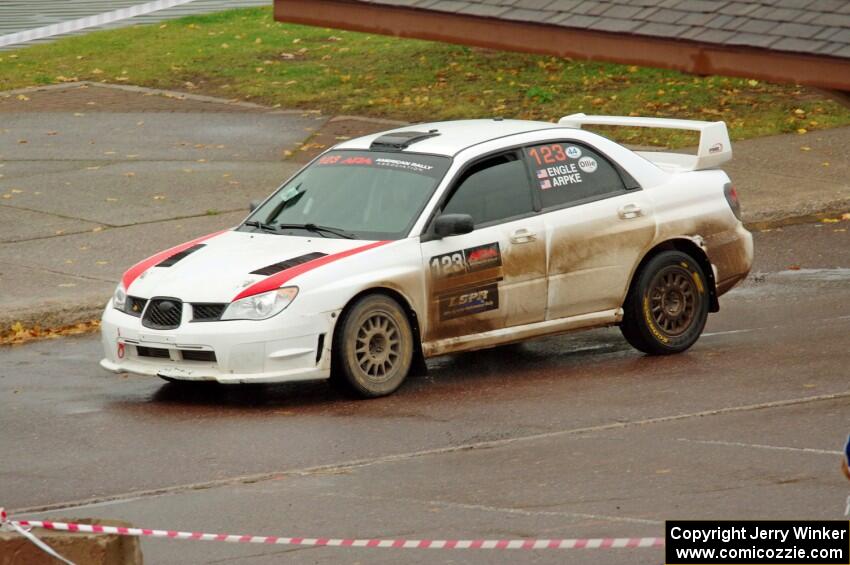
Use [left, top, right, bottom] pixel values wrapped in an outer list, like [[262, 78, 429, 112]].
[[370, 130, 440, 151]]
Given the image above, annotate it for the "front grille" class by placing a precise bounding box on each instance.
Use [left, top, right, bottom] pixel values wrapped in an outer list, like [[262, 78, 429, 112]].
[[192, 303, 226, 322], [142, 298, 183, 330], [181, 350, 217, 362], [137, 346, 170, 359], [126, 296, 147, 317]]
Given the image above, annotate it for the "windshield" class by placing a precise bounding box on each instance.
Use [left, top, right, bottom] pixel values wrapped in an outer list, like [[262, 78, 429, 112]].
[[242, 150, 451, 240]]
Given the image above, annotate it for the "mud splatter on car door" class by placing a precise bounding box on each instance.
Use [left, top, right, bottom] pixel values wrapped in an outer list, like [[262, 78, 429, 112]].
[[419, 150, 548, 343]]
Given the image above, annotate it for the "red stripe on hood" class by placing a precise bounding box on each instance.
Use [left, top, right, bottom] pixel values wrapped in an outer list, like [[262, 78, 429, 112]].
[[233, 240, 390, 301], [121, 230, 227, 290]]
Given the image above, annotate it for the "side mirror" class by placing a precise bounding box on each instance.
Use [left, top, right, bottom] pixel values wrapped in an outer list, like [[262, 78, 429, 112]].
[[249, 200, 261, 212], [433, 214, 474, 238]]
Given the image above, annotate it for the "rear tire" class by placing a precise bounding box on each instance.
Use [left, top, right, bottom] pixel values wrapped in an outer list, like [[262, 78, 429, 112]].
[[620, 251, 709, 355], [331, 294, 414, 398]]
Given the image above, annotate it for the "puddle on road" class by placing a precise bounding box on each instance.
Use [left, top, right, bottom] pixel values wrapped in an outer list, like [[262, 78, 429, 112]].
[[768, 268, 850, 282], [731, 268, 850, 298]]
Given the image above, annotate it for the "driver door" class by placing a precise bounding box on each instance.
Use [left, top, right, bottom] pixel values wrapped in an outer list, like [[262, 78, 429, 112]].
[[420, 151, 547, 343]]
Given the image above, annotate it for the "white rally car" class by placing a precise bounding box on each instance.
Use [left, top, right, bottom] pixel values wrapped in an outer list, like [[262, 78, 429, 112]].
[[101, 114, 753, 397]]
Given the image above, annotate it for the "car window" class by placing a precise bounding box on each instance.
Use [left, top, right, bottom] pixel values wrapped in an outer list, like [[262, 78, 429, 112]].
[[441, 152, 534, 227], [524, 142, 626, 209], [244, 151, 451, 240]]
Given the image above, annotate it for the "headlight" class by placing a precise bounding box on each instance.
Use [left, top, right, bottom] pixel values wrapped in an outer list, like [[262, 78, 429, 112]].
[[112, 284, 127, 312], [221, 287, 298, 321]]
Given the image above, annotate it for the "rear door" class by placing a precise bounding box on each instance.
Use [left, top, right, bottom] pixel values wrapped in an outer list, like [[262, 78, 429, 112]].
[[522, 141, 656, 319], [420, 150, 547, 342]]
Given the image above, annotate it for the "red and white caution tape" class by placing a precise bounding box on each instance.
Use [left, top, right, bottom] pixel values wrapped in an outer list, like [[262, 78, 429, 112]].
[[0, 509, 75, 564], [0, 508, 663, 550], [0, 0, 198, 48]]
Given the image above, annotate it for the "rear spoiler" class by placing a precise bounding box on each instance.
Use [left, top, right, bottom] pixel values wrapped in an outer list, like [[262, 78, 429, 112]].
[[558, 113, 732, 172]]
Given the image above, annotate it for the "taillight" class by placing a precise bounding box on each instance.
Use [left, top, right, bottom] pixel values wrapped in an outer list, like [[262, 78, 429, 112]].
[[724, 183, 742, 221]]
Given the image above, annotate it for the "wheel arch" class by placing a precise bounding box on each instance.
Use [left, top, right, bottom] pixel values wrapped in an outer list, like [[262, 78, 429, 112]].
[[331, 286, 427, 375], [626, 238, 719, 313]]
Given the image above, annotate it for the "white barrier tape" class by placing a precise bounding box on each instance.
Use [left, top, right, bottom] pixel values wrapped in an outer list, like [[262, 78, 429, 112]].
[[0, 0, 199, 48], [0, 508, 664, 551]]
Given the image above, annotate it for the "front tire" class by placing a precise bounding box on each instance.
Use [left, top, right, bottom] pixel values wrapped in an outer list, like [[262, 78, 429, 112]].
[[332, 294, 414, 397], [620, 251, 710, 355]]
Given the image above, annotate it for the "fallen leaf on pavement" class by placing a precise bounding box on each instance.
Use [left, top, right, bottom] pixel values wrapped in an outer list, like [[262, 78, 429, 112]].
[[787, 265, 801, 270], [1, 320, 101, 346]]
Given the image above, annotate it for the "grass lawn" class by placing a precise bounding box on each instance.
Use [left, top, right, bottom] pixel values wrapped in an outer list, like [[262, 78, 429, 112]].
[[1, 6, 848, 147]]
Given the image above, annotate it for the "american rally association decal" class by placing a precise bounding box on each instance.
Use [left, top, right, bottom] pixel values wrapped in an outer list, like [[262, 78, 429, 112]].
[[429, 242, 502, 279], [439, 282, 499, 320]]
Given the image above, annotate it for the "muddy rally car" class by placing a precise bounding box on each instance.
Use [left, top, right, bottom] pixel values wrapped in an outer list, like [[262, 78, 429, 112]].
[[101, 114, 753, 397]]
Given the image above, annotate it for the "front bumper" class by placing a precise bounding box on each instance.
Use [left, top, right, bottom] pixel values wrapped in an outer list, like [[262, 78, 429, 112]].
[[100, 302, 335, 384]]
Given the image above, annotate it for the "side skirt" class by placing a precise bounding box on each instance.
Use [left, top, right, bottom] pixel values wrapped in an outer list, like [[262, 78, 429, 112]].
[[422, 308, 623, 357]]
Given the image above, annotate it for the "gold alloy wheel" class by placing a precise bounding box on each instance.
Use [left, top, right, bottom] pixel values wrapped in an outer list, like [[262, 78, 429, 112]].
[[354, 312, 401, 383], [648, 265, 698, 337]]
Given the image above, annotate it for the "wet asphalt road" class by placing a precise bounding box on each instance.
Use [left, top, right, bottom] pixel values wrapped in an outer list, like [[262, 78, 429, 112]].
[[1, 221, 849, 564]]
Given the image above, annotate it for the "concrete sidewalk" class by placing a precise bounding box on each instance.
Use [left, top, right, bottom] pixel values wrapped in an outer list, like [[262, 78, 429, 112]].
[[0, 82, 848, 330]]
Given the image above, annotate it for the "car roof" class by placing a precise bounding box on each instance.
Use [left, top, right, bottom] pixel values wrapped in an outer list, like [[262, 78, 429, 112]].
[[334, 119, 562, 157]]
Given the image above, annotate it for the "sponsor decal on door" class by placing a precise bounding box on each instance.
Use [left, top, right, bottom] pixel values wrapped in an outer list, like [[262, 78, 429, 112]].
[[438, 283, 500, 320]]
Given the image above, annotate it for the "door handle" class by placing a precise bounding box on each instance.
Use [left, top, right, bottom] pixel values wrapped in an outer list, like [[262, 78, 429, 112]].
[[618, 203, 642, 219], [510, 228, 537, 244]]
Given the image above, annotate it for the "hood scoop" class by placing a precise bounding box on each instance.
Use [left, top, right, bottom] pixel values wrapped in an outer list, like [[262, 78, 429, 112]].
[[251, 252, 327, 276], [156, 244, 206, 268]]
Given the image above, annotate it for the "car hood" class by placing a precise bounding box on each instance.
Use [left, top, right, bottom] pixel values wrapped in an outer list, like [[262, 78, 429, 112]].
[[124, 229, 385, 303]]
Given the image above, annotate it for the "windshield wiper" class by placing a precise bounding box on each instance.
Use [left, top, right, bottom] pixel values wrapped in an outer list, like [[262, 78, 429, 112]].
[[244, 220, 278, 233], [275, 223, 356, 239]]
